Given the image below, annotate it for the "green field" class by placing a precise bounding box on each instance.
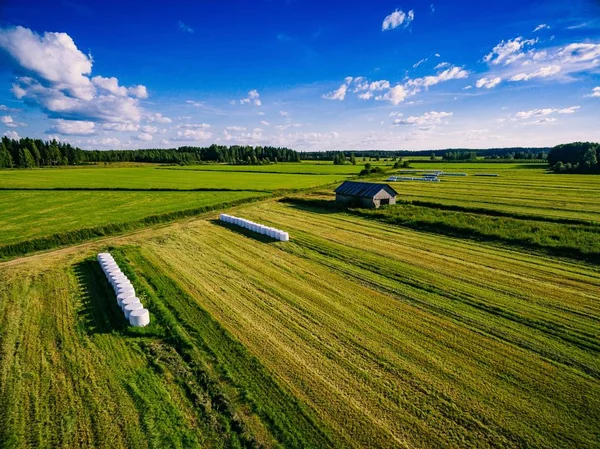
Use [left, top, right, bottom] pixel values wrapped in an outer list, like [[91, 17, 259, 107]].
[[1, 160, 599, 448], [386, 163, 600, 222], [0, 190, 267, 246], [161, 162, 364, 175], [0, 167, 348, 190], [0, 165, 349, 256]]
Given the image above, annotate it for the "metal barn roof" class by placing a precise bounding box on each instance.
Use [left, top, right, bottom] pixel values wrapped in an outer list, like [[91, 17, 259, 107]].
[[334, 181, 398, 198]]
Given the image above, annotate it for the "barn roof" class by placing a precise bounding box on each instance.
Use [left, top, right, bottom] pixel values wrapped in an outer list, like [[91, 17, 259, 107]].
[[334, 181, 398, 198]]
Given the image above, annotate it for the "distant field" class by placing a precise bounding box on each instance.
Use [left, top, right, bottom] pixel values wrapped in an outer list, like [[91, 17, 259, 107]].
[[386, 162, 600, 222], [162, 162, 363, 175], [0, 166, 349, 256], [0, 167, 349, 191], [0, 190, 267, 246]]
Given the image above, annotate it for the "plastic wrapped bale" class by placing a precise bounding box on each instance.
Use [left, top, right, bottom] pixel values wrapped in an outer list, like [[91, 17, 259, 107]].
[[129, 309, 150, 327], [110, 274, 128, 286], [124, 302, 143, 319], [268, 229, 277, 239], [116, 286, 135, 298], [113, 279, 132, 292], [281, 232, 290, 242], [117, 292, 135, 307], [102, 262, 119, 272], [105, 267, 121, 277], [121, 297, 141, 311], [97, 253, 112, 262]]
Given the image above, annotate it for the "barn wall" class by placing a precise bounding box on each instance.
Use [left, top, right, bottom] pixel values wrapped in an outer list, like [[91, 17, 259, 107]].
[[336, 193, 395, 208]]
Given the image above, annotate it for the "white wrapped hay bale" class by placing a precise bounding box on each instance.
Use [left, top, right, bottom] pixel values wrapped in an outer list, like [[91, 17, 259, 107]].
[[117, 292, 135, 307], [280, 232, 290, 242], [129, 309, 150, 327], [121, 297, 141, 311], [113, 280, 132, 292], [124, 302, 144, 319], [116, 287, 135, 299], [97, 253, 112, 262]]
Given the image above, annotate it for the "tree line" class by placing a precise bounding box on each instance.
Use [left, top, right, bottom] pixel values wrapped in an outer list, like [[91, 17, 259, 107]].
[[548, 142, 599, 174], [300, 147, 549, 162], [0, 137, 300, 168]]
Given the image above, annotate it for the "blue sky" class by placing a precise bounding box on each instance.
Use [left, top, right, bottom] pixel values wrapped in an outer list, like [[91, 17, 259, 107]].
[[0, 0, 599, 150]]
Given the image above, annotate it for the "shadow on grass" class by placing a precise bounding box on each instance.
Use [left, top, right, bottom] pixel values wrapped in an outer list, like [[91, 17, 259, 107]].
[[73, 260, 129, 335], [212, 220, 282, 244], [278, 197, 342, 214]]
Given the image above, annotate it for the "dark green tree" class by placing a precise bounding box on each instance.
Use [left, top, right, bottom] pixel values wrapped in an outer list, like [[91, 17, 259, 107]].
[[0, 143, 13, 168], [18, 147, 35, 168]]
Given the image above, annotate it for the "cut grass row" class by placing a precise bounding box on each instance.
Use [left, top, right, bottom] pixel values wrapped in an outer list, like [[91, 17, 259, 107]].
[[0, 167, 349, 190], [384, 165, 600, 223], [137, 201, 599, 448], [281, 197, 600, 263], [0, 193, 269, 260], [0, 245, 336, 448]]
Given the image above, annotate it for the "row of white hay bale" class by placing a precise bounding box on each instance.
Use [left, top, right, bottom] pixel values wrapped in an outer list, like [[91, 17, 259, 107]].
[[219, 214, 289, 241], [440, 173, 468, 176], [387, 176, 441, 182], [96, 253, 150, 327]]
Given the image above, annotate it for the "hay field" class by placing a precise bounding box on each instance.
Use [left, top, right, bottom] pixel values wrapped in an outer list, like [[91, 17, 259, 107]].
[[1, 162, 599, 448], [0, 167, 347, 191], [388, 163, 600, 222]]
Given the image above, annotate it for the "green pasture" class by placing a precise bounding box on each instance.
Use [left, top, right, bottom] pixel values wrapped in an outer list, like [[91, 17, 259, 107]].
[[0, 167, 348, 191], [0, 190, 267, 246], [386, 162, 600, 222]]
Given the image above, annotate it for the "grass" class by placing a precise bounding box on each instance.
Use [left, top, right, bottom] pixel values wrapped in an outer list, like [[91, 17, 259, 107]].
[[161, 162, 364, 175], [1, 160, 599, 448], [382, 162, 600, 223], [122, 201, 599, 448], [280, 196, 600, 263], [0, 165, 349, 259], [0, 167, 349, 191], [0, 191, 267, 246]]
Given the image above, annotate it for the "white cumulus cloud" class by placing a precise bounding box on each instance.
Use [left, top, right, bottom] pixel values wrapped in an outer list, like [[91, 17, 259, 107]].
[[382, 9, 414, 31], [240, 89, 261, 106], [51, 119, 95, 135], [515, 106, 579, 120], [392, 111, 453, 130], [534, 24, 550, 32], [135, 132, 153, 141], [1, 115, 17, 127], [475, 77, 502, 89], [173, 129, 212, 141], [588, 86, 600, 97], [509, 65, 561, 81], [0, 26, 155, 131], [484, 37, 538, 66]]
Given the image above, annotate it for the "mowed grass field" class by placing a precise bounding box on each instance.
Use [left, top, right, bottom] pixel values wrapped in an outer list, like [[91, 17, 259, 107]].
[[1, 197, 598, 448], [0, 167, 348, 190], [387, 162, 600, 222], [0, 165, 349, 256], [161, 161, 364, 175], [0, 190, 267, 245], [1, 160, 599, 448]]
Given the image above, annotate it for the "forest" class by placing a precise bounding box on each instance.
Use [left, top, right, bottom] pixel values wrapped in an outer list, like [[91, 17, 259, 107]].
[[548, 142, 600, 174], [0, 137, 299, 168]]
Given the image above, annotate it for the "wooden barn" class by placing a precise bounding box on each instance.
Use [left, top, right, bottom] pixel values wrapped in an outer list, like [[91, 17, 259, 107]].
[[334, 181, 398, 208]]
